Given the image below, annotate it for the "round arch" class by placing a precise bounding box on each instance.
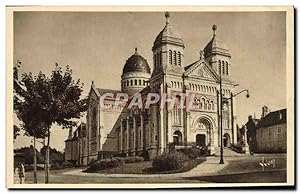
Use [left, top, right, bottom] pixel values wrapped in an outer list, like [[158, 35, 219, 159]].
[[192, 114, 216, 130], [173, 130, 183, 146], [223, 133, 231, 147]]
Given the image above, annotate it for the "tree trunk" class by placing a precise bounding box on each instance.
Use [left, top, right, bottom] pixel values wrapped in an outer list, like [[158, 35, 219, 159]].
[[33, 137, 37, 183], [45, 128, 50, 183]]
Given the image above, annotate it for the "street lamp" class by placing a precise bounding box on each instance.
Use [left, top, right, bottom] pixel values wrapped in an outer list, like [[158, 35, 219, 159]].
[[217, 60, 250, 164], [218, 73, 249, 164]]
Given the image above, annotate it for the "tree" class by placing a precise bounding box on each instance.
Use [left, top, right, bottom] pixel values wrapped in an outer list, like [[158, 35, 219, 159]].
[[40, 146, 64, 164], [13, 62, 87, 183], [13, 125, 20, 140], [14, 62, 49, 183]]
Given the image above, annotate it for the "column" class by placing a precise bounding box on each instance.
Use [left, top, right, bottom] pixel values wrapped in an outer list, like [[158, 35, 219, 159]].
[[167, 86, 172, 149], [120, 119, 123, 154], [184, 89, 190, 146], [159, 85, 165, 154], [133, 115, 136, 156], [231, 95, 238, 144], [140, 114, 144, 150], [126, 117, 130, 157]]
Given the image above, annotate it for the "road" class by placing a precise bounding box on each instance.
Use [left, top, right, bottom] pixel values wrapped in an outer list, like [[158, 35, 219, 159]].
[[23, 153, 287, 184]]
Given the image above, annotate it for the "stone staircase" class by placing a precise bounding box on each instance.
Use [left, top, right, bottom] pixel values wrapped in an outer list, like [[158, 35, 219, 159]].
[[214, 146, 244, 157]]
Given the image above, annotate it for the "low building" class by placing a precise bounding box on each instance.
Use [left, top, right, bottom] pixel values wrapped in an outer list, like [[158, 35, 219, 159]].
[[255, 108, 287, 153], [64, 123, 87, 165]]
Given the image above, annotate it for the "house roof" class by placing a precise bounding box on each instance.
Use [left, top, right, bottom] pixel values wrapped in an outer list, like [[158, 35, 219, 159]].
[[257, 109, 286, 128], [96, 88, 122, 97]]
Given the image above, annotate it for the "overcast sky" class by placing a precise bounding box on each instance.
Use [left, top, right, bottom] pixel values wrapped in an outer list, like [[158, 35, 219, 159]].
[[13, 11, 286, 151]]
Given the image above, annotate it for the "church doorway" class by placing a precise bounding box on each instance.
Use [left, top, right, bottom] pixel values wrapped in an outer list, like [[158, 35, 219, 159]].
[[196, 134, 206, 147], [173, 131, 182, 146], [223, 133, 231, 147]]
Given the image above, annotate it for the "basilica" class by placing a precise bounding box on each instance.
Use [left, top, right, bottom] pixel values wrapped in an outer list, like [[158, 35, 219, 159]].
[[68, 12, 238, 165]]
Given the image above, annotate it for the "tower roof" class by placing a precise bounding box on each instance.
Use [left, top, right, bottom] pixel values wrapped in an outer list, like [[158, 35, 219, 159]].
[[204, 25, 231, 58], [122, 48, 151, 74], [153, 12, 184, 49]]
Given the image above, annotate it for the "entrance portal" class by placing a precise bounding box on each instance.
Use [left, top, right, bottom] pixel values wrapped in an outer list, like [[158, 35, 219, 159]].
[[223, 133, 231, 147], [173, 131, 182, 146], [196, 134, 206, 147]]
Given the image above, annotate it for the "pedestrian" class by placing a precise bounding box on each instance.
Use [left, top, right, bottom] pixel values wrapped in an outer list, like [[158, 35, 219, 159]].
[[18, 163, 25, 184], [14, 165, 20, 184]]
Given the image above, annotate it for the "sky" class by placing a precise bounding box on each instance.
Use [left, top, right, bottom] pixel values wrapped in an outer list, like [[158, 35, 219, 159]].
[[13, 11, 286, 151]]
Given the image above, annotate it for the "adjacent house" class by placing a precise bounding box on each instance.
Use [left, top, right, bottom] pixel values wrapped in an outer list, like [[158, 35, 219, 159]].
[[256, 108, 287, 153], [64, 123, 86, 165]]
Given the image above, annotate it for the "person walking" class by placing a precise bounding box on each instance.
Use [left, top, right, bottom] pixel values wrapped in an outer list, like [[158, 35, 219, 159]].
[[18, 163, 25, 184]]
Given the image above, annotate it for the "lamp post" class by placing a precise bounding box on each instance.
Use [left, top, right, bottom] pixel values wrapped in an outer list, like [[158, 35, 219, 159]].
[[218, 86, 249, 164]]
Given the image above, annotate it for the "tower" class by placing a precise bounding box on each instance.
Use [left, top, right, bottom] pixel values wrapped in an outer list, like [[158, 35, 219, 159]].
[[204, 25, 231, 78], [121, 48, 151, 96], [152, 12, 185, 76]]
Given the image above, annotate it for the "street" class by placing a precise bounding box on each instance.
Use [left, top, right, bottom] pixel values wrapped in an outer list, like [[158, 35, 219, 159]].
[[23, 153, 287, 184]]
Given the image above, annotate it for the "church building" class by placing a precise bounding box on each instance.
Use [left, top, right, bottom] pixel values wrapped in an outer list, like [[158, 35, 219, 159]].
[[77, 12, 238, 165]]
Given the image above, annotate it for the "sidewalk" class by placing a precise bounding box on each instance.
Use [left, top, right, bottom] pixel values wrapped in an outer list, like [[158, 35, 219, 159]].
[[62, 157, 229, 178]]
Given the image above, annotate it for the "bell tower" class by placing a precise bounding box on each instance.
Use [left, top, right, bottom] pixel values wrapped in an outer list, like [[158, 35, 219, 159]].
[[204, 25, 231, 78], [152, 12, 185, 76]]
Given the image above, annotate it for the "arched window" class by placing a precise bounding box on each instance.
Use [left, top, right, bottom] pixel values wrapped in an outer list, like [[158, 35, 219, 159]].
[[139, 79, 141, 85], [130, 80, 133, 86], [135, 79, 137, 85], [143, 80, 146, 86], [201, 85, 203, 91], [127, 80, 129, 86], [171, 81, 173, 88], [169, 50, 172, 64], [222, 61, 225, 75], [157, 52, 160, 66], [173, 51, 177, 65], [178, 51, 181, 66], [173, 96, 181, 124], [203, 98, 206, 110], [159, 51, 162, 66], [226, 62, 229, 75], [173, 131, 182, 146], [218, 60, 221, 74]]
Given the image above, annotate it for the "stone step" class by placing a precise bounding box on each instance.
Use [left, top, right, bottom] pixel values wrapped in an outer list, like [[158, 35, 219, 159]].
[[214, 146, 244, 157]]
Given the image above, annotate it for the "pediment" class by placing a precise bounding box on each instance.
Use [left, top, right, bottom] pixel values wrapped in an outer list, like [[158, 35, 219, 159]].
[[184, 60, 218, 81]]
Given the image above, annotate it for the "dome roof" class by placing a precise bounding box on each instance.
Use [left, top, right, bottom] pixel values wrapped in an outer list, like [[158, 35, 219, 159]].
[[122, 48, 151, 74], [153, 12, 184, 49], [204, 25, 231, 58]]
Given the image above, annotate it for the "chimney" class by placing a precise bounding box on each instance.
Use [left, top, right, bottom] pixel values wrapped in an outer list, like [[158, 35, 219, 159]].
[[248, 115, 253, 121], [261, 105, 269, 118]]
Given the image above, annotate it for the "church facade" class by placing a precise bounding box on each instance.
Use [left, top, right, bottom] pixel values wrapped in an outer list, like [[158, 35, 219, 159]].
[[79, 12, 238, 165]]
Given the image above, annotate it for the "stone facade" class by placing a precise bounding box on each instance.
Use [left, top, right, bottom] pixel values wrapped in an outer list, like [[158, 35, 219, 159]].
[[74, 12, 238, 165]]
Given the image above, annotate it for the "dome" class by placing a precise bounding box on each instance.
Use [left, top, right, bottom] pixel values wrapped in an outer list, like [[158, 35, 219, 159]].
[[122, 48, 151, 74], [204, 25, 231, 58], [153, 12, 184, 49]]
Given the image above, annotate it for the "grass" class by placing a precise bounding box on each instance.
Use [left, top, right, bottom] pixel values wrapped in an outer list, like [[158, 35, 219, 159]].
[[84, 161, 152, 174], [144, 159, 205, 174]]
